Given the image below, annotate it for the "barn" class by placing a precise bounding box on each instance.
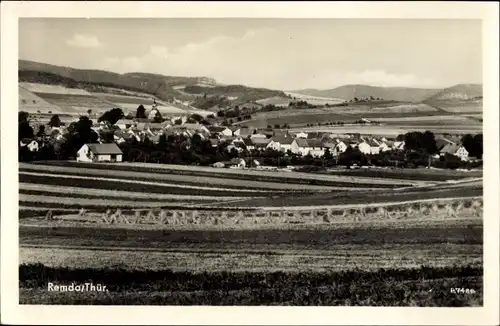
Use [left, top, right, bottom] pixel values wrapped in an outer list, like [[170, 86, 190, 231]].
[[77, 143, 123, 163]]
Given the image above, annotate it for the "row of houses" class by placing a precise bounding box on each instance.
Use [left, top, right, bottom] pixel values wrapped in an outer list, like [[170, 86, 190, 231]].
[[21, 114, 473, 161]]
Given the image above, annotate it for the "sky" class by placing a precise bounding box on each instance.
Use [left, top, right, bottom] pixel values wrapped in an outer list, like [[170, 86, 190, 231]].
[[19, 18, 482, 90]]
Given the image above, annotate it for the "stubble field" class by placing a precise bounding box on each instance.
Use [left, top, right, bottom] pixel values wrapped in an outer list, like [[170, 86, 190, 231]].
[[18, 161, 483, 306]]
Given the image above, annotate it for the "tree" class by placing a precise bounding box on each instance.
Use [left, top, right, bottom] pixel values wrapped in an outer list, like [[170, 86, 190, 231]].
[[153, 110, 163, 123], [36, 125, 46, 137], [174, 118, 183, 125], [19, 111, 34, 140], [87, 109, 92, 116], [98, 108, 124, 125], [462, 133, 483, 159], [136, 105, 147, 119]]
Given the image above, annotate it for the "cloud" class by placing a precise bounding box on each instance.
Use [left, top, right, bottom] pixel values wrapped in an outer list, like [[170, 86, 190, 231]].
[[66, 33, 102, 48], [343, 70, 439, 88], [94, 29, 440, 90]]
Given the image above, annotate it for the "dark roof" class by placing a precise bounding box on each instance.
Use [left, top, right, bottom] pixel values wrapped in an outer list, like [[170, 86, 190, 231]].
[[436, 138, 455, 150], [86, 143, 123, 155], [208, 126, 228, 133], [440, 143, 462, 154], [271, 136, 293, 145], [294, 138, 309, 147], [243, 138, 254, 146], [307, 139, 324, 148]]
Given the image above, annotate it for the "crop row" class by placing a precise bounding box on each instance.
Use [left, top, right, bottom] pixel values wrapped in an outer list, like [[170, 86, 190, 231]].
[[29, 162, 414, 187], [19, 183, 253, 201], [19, 189, 223, 203], [20, 223, 483, 249], [228, 185, 483, 208], [20, 244, 482, 274], [322, 168, 482, 182], [18, 173, 275, 197], [19, 165, 339, 191]]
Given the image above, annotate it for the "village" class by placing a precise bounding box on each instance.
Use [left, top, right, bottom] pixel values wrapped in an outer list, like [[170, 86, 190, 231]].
[[19, 101, 479, 170]]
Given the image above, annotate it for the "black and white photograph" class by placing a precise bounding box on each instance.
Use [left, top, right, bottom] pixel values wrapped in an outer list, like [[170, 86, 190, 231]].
[[1, 1, 499, 325]]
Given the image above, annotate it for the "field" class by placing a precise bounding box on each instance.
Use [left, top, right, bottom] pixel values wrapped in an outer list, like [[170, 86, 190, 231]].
[[19, 86, 63, 114], [20, 217, 483, 305], [18, 161, 483, 305]]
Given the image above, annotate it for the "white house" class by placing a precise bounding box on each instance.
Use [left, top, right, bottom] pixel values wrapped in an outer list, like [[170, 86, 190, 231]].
[[250, 133, 268, 139], [208, 126, 233, 137], [440, 144, 469, 161], [77, 143, 123, 163], [115, 119, 135, 130], [243, 138, 255, 151], [295, 132, 308, 139], [307, 139, 325, 157], [334, 139, 348, 154], [291, 138, 312, 156], [393, 141, 405, 151], [358, 140, 380, 155], [266, 136, 294, 152]]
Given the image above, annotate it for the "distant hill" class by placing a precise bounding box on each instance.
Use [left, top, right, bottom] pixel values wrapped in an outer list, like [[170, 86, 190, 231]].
[[424, 84, 483, 102], [19, 60, 285, 110], [291, 85, 442, 103], [422, 84, 483, 113]]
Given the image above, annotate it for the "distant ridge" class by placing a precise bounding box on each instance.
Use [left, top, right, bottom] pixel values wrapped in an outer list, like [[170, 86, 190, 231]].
[[291, 85, 442, 103]]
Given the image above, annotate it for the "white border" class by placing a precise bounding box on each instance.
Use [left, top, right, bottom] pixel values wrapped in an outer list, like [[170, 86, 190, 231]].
[[1, 2, 499, 325]]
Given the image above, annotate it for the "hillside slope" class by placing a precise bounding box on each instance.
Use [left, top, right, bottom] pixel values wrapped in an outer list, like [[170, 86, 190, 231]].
[[423, 84, 483, 113], [19, 60, 286, 109], [292, 85, 442, 103]]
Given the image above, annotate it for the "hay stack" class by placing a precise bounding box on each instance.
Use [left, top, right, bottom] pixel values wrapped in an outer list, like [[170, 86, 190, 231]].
[[45, 210, 54, 221], [102, 209, 112, 224], [134, 210, 142, 224], [444, 203, 456, 218], [158, 210, 167, 224]]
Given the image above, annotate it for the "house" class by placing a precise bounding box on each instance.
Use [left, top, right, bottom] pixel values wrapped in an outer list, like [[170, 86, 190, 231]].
[[76, 143, 123, 163], [243, 138, 255, 151], [307, 139, 325, 157], [208, 126, 233, 137], [115, 119, 135, 130], [331, 139, 348, 156], [379, 141, 392, 152], [227, 142, 247, 153], [358, 140, 380, 155], [294, 132, 308, 139], [20, 139, 39, 152], [223, 158, 246, 169], [393, 141, 405, 151], [291, 138, 312, 156], [252, 138, 271, 150], [250, 133, 267, 139], [436, 138, 455, 151], [234, 127, 256, 138], [440, 144, 469, 161], [267, 136, 294, 152]]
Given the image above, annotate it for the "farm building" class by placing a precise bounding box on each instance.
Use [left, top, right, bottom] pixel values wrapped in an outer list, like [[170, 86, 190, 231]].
[[234, 126, 256, 137], [307, 139, 326, 157], [358, 140, 380, 155], [291, 138, 310, 156], [77, 143, 123, 163], [266, 136, 294, 152], [440, 144, 469, 161], [115, 119, 135, 130]]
